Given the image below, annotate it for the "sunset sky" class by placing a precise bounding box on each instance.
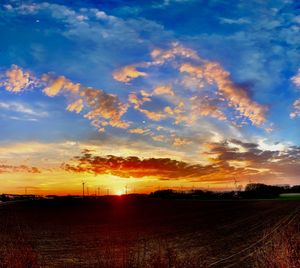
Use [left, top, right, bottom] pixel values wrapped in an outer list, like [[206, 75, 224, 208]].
[[1, 0, 300, 195]]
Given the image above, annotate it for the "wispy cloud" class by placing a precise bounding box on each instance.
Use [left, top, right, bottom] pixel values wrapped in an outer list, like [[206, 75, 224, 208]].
[[0, 101, 48, 118], [0, 164, 40, 174]]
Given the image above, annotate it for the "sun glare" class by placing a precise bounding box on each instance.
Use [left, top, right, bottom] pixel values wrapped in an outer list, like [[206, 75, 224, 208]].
[[116, 190, 124, 196]]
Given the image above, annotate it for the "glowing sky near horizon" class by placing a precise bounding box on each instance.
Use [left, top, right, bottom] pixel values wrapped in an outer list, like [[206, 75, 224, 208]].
[[1, 0, 300, 195]]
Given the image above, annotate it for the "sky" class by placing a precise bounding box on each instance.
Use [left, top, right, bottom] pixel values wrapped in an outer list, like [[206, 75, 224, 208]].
[[1, 0, 300, 195]]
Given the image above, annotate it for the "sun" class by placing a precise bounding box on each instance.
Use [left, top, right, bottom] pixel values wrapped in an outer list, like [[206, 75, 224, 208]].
[[116, 190, 124, 196]]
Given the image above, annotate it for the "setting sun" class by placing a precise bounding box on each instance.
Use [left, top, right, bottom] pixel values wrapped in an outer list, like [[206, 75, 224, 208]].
[[116, 190, 124, 196]]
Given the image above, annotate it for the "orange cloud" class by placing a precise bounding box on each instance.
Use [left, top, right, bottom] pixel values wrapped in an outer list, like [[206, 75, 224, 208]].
[[128, 92, 151, 109], [129, 128, 150, 134], [180, 62, 267, 126], [1, 65, 130, 132], [150, 42, 200, 65], [42, 75, 80, 97], [81, 88, 129, 129], [67, 99, 84, 113], [114, 43, 268, 128], [64, 143, 288, 183], [153, 85, 175, 96], [1, 65, 33, 92], [151, 135, 165, 142], [138, 108, 166, 121], [189, 96, 227, 121], [113, 65, 147, 83], [63, 151, 216, 180]]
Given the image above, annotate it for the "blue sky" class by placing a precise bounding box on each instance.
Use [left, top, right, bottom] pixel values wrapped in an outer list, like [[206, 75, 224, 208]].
[[1, 0, 300, 194]]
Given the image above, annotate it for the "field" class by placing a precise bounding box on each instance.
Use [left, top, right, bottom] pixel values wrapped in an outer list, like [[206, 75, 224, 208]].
[[0, 197, 299, 268]]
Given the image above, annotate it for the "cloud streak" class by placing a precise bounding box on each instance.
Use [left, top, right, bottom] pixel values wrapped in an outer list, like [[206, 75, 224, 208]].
[[0, 164, 40, 174]]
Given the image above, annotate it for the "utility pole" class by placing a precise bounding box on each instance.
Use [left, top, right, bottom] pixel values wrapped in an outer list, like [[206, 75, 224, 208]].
[[82, 181, 86, 197], [125, 185, 128, 195], [234, 178, 239, 191]]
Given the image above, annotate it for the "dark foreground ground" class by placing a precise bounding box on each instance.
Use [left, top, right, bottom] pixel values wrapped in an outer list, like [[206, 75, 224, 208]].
[[0, 197, 299, 268]]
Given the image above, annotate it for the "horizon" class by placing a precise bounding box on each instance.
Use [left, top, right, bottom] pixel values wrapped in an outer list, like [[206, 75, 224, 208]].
[[1, 0, 300, 195]]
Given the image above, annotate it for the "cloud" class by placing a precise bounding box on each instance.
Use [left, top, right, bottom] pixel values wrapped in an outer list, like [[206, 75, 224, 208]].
[[150, 42, 200, 65], [128, 92, 151, 109], [179, 62, 267, 126], [290, 69, 300, 118], [220, 17, 250, 25], [153, 85, 175, 96], [66, 99, 84, 113], [291, 69, 300, 88], [173, 137, 192, 146], [0, 65, 35, 93], [290, 99, 300, 119], [113, 65, 147, 83], [81, 88, 129, 129], [189, 96, 227, 121], [0, 164, 40, 174], [63, 151, 216, 180], [127, 91, 167, 121], [129, 128, 150, 134], [114, 43, 268, 127], [151, 135, 165, 142], [42, 75, 80, 97], [0, 102, 48, 118], [138, 108, 166, 121], [204, 139, 300, 183], [1, 65, 129, 132], [64, 139, 299, 183]]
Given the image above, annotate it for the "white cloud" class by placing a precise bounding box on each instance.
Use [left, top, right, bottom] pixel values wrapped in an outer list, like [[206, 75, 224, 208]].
[[0, 102, 48, 118]]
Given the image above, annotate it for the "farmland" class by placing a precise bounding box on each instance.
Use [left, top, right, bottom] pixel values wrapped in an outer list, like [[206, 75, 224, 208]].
[[0, 197, 299, 267]]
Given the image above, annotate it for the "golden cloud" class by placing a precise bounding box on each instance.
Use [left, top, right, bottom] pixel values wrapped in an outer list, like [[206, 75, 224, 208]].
[[113, 65, 147, 83], [180, 62, 267, 126], [1, 65, 33, 92], [42, 75, 80, 97], [153, 85, 175, 96], [67, 99, 84, 113], [81, 88, 129, 129]]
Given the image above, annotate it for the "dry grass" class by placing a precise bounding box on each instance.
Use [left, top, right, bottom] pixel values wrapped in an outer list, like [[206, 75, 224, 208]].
[[253, 218, 300, 268], [75, 238, 208, 268]]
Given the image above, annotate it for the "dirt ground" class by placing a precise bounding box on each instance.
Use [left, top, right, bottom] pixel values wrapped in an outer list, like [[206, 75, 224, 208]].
[[0, 197, 299, 267]]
